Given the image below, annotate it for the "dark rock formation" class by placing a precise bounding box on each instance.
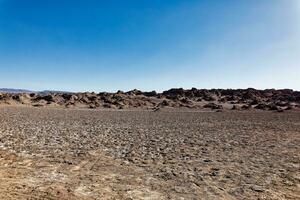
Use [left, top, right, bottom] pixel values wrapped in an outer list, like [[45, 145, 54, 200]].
[[203, 103, 223, 110], [0, 88, 299, 111]]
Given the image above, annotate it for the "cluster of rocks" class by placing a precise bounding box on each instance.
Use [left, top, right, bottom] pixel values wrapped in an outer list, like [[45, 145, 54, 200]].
[[0, 88, 299, 111]]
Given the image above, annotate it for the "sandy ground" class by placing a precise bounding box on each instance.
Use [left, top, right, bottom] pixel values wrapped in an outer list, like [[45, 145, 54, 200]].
[[0, 106, 299, 199]]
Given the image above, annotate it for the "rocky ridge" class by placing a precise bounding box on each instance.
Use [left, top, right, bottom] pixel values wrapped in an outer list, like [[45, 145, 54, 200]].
[[0, 88, 299, 111]]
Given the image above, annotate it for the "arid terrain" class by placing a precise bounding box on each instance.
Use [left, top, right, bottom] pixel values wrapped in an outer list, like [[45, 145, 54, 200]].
[[0, 105, 299, 199], [1, 88, 300, 111]]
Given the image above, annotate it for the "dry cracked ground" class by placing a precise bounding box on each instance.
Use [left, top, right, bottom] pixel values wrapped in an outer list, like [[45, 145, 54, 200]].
[[0, 106, 299, 200]]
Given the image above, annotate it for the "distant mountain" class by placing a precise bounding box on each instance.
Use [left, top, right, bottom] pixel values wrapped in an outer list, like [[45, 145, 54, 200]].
[[0, 88, 34, 93], [0, 88, 70, 94], [39, 90, 71, 94]]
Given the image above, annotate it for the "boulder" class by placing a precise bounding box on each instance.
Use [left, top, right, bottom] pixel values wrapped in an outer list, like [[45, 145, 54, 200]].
[[203, 103, 223, 110]]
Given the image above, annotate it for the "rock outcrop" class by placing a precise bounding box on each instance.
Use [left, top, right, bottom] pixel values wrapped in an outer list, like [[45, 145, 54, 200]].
[[0, 88, 299, 111]]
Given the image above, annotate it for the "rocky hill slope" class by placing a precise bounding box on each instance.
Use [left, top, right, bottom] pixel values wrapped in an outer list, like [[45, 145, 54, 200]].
[[0, 88, 299, 111]]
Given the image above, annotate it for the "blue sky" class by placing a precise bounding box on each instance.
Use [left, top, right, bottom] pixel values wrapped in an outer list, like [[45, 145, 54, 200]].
[[0, 0, 299, 92]]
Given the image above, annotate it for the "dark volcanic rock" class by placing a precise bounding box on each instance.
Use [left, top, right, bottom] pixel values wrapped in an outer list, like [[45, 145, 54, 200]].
[[126, 89, 143, 96], [158, 100, 170, 107], [0, 88, 299, 111], [255, 103, 279, 111], [34, 95, 54, 102], [162, 88, 185, 97], [143, 91, 157, 97], [231, 105, 240, 110], [203, 103, 223, 110], [241, 105, 252, 110]]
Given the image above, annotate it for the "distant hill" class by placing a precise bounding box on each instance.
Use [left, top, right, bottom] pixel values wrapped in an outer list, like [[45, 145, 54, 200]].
[[0, 88, 70, 94], [39, 90, 71, 94], [0, 88, 34, 93]]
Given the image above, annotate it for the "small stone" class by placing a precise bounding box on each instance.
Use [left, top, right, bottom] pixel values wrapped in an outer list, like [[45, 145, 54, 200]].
[[250, 185, 264, 192]]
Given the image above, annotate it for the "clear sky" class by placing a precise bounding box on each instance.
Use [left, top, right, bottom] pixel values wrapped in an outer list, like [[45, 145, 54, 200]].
[[0, 0, 299, 92]]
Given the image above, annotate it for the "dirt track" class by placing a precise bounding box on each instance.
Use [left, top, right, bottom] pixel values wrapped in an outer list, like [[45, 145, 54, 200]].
[[0, 106, 299, 199]]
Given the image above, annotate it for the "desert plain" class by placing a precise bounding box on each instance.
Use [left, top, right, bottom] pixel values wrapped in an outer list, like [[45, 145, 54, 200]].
[[0, 106, 299, 200]]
